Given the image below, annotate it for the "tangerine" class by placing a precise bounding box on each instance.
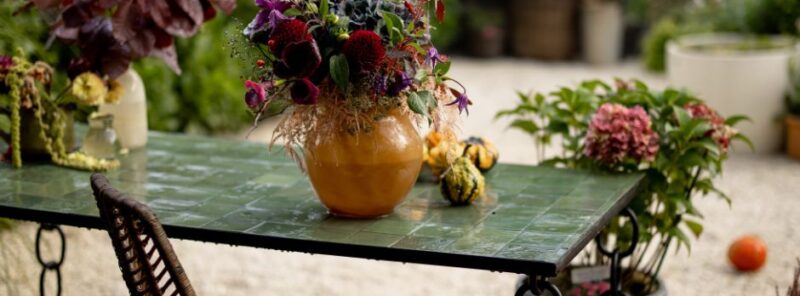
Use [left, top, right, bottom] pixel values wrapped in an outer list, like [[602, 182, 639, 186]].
[[728, 235, 767, 272]]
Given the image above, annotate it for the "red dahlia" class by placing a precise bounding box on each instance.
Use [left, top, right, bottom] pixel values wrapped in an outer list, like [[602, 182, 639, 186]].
[[342, 30, 386, 73], [268, 19, 311, 56]]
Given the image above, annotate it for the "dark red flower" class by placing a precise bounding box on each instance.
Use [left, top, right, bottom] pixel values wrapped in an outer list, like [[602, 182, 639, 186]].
[[268, 19, 311, 57], [342, 30, 385, 73], [244, 80, 267, 109], [0, 55, 13, 70], [273, 40, 321, 79], [290, 78, 319, 105]]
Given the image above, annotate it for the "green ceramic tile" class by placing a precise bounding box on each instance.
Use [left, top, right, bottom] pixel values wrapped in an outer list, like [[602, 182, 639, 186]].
[[0, 126, 644, 273]]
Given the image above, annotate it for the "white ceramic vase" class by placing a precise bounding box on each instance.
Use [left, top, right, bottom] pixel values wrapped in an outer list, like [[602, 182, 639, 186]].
[[582, 0, 623, 65], [99, 68, 148, 150], [667, 34, 799, 153]]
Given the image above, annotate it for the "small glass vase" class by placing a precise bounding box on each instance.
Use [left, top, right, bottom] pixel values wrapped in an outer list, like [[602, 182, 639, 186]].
[[81, 113, 121, 160]]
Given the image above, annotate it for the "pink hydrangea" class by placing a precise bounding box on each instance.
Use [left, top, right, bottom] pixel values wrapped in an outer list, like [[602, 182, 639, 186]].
[[584, 103, 660, 164], [685, 103, 738, 153]]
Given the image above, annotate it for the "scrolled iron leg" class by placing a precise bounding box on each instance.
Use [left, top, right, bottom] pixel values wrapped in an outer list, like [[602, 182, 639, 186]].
[[595, 208, 639, 296], [515, 275, 562, 296], [36, 223, 65, 296]]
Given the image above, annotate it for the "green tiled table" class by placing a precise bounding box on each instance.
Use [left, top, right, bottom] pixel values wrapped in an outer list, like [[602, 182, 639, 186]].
[[0, 130, 643, 294]]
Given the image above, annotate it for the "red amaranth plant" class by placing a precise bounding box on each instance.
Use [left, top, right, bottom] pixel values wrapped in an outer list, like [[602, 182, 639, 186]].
[[342, 30, 386, 73]]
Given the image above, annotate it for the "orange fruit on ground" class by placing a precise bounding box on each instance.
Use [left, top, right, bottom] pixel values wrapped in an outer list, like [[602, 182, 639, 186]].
[[728, 235, 768, 272]]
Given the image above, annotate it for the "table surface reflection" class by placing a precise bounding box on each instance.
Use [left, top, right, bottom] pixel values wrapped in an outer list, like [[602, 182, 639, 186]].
[[0, 130, 642, 276]]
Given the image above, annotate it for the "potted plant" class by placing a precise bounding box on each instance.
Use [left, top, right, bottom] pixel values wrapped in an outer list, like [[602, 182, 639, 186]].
[[667, 33, 796, 153], [786, 58, 800, 160], [581, 0, 623, 65], [464, 4, 504, 58], [497, 79, 751, 294], [20, 0, 236, 149], [237, 0, 468, 218]]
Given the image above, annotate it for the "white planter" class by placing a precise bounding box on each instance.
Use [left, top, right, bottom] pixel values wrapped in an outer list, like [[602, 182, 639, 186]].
[[99, 69, 148, 150], [667, 34, 799, 153], [582, 1, 623, 65]]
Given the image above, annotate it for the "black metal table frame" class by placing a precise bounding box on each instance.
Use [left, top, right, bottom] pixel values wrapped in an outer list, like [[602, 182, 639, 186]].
[[13, 207, 639, 296]]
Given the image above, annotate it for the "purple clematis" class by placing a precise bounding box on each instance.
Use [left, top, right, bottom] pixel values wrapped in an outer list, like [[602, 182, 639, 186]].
[[427, 47, 444, 68], [447, 90, 470, 115], [244, 0, 293, 37], [290, 78, 320, 105], [244, 80, 268, 109], [387, 71, 413, 96]]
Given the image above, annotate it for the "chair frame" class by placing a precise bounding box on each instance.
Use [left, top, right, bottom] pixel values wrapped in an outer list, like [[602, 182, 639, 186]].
[[91, 174, 196, 296]]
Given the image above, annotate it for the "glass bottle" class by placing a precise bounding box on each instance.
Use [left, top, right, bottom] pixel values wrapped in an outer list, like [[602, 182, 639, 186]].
[[81, 113, 120, 159]]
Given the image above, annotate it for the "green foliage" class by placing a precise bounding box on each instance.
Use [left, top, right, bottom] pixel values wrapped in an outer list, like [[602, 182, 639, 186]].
[[135, 2, 257, 134], [429, 0, 461, 51], [497, 80, 751, 280]]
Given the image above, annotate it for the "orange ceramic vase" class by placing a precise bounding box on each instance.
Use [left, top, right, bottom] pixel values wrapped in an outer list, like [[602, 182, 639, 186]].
[[304, 111, 423, 218]]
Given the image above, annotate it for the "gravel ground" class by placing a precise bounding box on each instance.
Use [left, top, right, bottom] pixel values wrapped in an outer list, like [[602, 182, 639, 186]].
[[1, 59, 799, 296]]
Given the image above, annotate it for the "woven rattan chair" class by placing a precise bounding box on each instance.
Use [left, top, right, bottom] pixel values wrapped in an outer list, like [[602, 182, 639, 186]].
[[91, 174, 196, 296]]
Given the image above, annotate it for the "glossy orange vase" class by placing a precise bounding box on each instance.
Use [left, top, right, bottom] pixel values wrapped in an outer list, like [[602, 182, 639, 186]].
[[304, 112, 423, 218]]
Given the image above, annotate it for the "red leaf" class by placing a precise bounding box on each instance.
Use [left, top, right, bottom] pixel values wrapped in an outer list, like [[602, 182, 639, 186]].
[[148, 0, 204, 37], [150, 44, 182, 75], [435, 0, 445, 23]]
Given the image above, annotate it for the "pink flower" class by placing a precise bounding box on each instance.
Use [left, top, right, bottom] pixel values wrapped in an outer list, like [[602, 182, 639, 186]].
[[244, 80, 267, 109], [685, 103, 737, 153], [584, 103, 660, 164]]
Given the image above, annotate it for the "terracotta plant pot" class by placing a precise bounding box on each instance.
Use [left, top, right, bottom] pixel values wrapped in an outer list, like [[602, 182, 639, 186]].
[[304, 111, 423, 218], [787, 115, 800, 160]]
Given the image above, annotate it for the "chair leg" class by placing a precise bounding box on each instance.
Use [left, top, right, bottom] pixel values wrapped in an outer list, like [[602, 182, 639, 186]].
[[35, 223, 65, 296]]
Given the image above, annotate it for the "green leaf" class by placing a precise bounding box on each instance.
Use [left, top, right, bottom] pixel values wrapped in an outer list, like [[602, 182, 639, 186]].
[[283, 8, 303, 17], [407, 92, 427, 116], [329, 54, 350, 92], [732, 133, 755, 152], [674, 107, 692, 127], [0, 114, 9, 133], [382, 11, 404, 45], [416, 90, 436, 108], [509, 119, 539, 134], [319, 0, 329, 20], [677, 152, 706, 167], [434, 61, 451, 76], [684, 220, 704, 238], [725, 115, 751, 126], [414, 69, 428, 82]]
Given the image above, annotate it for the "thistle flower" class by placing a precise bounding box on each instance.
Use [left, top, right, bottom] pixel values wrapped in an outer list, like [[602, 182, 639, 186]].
[[685, 103, 737, 153], [71, 72, 108, 106], [268, 19, 312, 57], [342, 30, 386, 73], [290, 78, 319, 105], [447, 91, 470, 115], [584, 103, 659, 164], [244, 80, 267, 109], [245, 0, 293, 36]]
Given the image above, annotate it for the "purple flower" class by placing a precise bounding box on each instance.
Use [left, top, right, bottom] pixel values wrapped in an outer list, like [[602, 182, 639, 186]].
[[584, 103, 659, 164], [244, 0, 293, 37], [0, 55, 13, 70], [244, 80, 267, 109], [273, 40, 321, 79], [374, 75, 389, 95], [427, 47, 444, 67], [447, 91, 470, 115], [290, 78, 319, 105], [387, 71, 412, 96]]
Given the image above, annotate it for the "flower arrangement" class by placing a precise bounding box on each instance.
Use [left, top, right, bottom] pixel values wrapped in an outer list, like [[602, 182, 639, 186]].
[[496, 79, 751, 293], [0, 53, 120, 170], [238, 0, 468, 158]]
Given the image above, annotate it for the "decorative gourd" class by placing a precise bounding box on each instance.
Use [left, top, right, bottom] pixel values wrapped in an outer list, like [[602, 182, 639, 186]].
[[440, 157, 485, 205], [426, 141, 464, 179], [460, 137, 499, 172], [425, 130, 456, 149]]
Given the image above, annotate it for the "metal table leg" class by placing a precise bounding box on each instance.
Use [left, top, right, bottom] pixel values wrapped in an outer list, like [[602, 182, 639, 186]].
[[515, 275, 562, 296], [595, 208, 639, 296], [35, 223, 65, 296]]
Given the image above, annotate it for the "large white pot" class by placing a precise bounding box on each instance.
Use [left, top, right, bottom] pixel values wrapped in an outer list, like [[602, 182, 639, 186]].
[[667, 34, 798, 153], [99, 68, 148, 150], [582, 0, 623, 65]]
